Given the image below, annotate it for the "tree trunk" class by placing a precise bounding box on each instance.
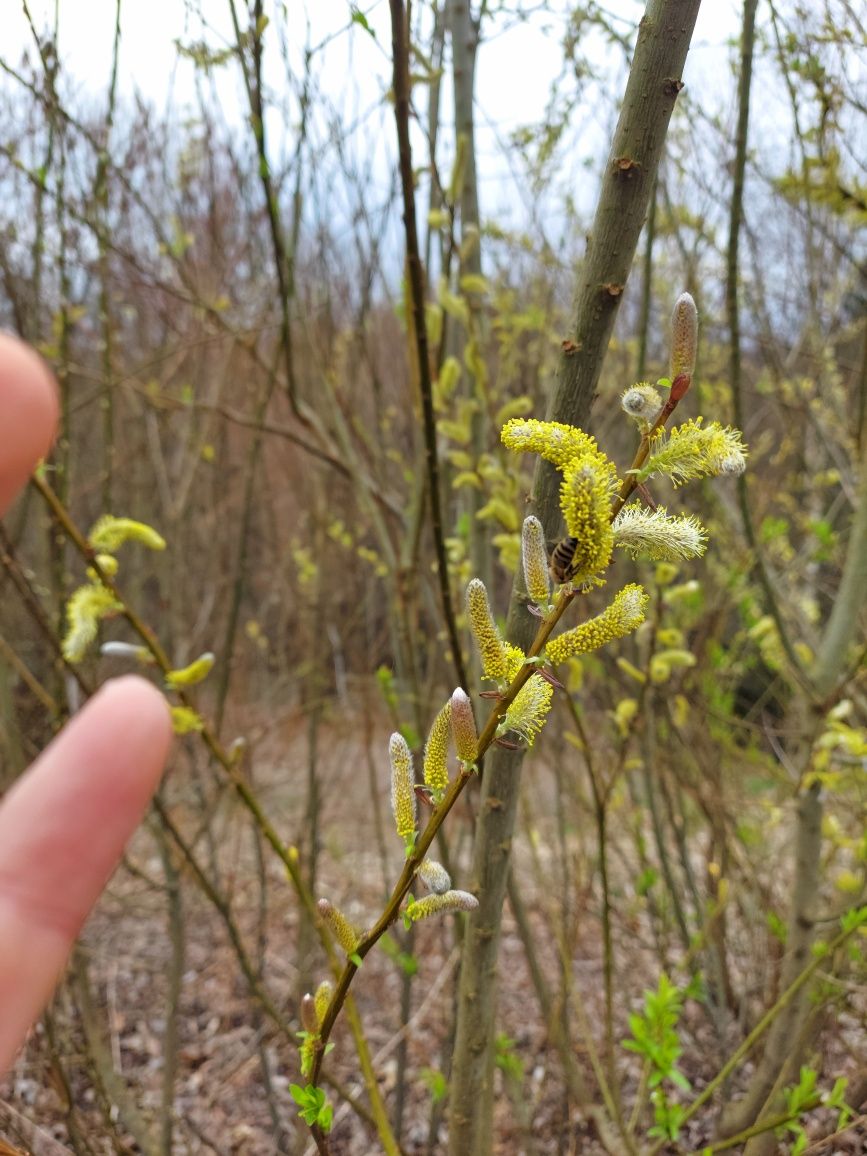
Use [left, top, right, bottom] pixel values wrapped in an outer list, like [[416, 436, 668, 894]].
[[447, 5, 701, 1153]]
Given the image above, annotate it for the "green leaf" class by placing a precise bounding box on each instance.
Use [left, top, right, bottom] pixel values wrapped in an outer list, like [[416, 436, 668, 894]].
[[349, 5, 376, 38]]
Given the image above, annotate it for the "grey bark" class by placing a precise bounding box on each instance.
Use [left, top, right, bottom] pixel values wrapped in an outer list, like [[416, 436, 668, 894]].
[[447, 4, 701, 1153]]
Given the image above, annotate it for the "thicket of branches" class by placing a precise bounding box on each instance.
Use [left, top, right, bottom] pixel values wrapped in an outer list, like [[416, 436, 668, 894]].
[[1, 1, 866, 1153]]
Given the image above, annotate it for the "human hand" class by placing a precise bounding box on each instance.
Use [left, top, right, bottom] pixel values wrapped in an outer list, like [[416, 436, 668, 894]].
[[0, 334, 172, 1069]]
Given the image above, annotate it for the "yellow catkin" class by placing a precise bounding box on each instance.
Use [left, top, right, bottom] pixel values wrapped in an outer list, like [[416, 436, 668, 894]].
[[165, 652, 216, 690], [314, 980, 333, 1026], [546, 584, 649, 665], [466, 578, 508, 682], [170, 706, 204, 734], [389, 732, 417, 841], [670, 292, 698, 379], [450, 688, 478, 763], [501, 418, 598, 469], [406, 890, 479, 922], [521, 515, 551, 604], [423, 700, 451, 794], [557, 452, 617, 584], [639, 419, 747, 487], [500, 643, 553, 746], [88, 515, 166, 553], [317, 898, 361, 954], [612, 505, 707, 561], [62, 584, 122, 662]]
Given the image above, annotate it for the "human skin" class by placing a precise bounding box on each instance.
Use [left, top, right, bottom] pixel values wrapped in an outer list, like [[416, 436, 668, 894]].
[[0, 334, 172, 1067]]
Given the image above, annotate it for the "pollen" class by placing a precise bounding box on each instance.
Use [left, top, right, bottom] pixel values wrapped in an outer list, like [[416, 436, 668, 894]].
[[557, 451, 617, 585], [501, 418, 599, 469]]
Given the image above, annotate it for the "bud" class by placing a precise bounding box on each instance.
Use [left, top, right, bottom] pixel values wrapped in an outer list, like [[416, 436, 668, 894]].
[[423, 700, 451, 794], [301, 993, 318, 1034], [317, 898, 361, 955], [450, 688, 478, 763], [417, 858, 452, 894], [670, 292, 698, 380], [389, 733, 417, 842], [101, 640, 151, 662], [621, 384, 662, 424], [521, 516, 551, 605]]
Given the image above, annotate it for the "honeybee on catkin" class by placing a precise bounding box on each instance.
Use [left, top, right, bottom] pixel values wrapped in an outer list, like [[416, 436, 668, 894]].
[[549, 535, 581, 584]]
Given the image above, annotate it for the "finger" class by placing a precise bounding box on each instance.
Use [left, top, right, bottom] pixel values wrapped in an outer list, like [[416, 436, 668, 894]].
[[0, 333, 58, 517], [0, 676, 172, 1068]]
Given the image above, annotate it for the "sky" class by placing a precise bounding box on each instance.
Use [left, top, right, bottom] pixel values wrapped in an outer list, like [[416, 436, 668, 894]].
[[2, 1, 746, 279]]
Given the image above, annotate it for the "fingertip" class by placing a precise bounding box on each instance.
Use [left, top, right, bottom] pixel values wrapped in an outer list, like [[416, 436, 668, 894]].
[[96, 674, 174, 764], [0, 334, 59, 515]]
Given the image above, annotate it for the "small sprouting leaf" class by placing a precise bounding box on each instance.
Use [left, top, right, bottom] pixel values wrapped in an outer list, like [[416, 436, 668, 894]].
[[350, 5, 376, 38]]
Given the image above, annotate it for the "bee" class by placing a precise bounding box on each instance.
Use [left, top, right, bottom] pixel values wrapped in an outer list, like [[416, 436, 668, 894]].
[[549, 535, 580, 584]]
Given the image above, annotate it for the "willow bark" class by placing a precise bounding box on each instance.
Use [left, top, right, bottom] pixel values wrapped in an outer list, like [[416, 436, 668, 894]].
[[447, 4, 702, 1153]]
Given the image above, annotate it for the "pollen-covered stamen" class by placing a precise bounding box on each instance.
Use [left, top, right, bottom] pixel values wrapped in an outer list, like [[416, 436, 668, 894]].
[[670, 292, 698, 380], [546, 584, 649, 665], [423, 700, 451, 794], [389, 732, 417, 842], [406, 889, 479, 922], [417, 858, 452, 894], [450, 688, 478, 763], [638, 419, 748, 487], [501, 671, 554, 746], [466, 578, 508, 682], [613, 504, 707, 561], [521, 515, 551, 604], [317, 898, 362, 955]]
